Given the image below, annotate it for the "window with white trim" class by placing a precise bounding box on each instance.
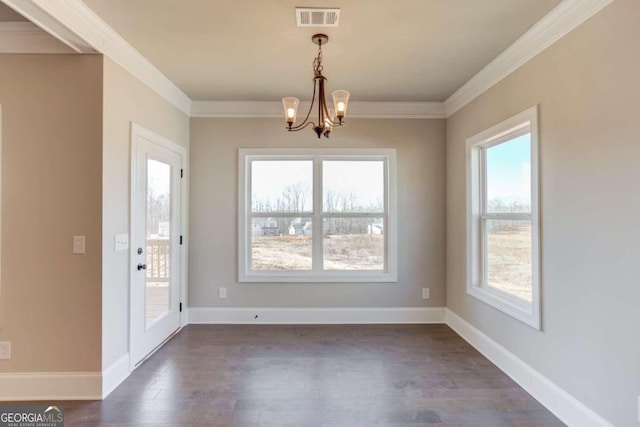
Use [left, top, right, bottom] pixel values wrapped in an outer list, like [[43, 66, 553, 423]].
[[239, 149, 397, 282], [466, 106, 541, 329]]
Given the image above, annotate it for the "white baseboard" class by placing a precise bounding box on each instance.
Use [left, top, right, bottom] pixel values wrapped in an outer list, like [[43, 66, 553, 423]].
[[189, 307, 446, 324], [444, 309, 613, 427], [181, 308, 190, 327], [0, 372, 101, 401], [101, 353, 130, 399]]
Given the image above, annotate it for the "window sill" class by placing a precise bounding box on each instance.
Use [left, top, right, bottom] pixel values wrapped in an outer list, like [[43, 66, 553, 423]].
[[239, 271, 398, 283], [467, 284, 540, 330]]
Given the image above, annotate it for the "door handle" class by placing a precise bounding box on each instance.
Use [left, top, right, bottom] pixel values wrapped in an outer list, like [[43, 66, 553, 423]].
[[137, 263, 147, 271]]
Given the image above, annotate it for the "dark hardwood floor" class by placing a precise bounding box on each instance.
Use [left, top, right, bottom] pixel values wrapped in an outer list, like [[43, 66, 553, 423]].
[[27, 325, 565, 426]]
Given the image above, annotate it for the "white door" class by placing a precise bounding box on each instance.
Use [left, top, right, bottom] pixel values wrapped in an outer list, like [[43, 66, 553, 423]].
[[131, 124, 184, 367]]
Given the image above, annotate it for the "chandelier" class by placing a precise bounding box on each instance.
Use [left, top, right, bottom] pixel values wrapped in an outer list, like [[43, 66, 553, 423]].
[[282, 34, 350, 138]]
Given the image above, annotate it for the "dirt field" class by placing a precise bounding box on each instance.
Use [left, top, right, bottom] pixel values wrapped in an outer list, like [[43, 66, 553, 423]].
[[252, 227, 532, 300], [487, 224, 532, 301], [324, 234, 383, 270], [252, 236, 312, 270], [252, 235, 384, 270]]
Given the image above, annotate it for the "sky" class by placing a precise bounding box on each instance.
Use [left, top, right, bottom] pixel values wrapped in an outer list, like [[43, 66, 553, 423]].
[[252, 160, 313, 211], [485, 134, 531, 204], [148, 159, 171, 196], [249, 139, 531, 212], [251, 160, 384, 212]]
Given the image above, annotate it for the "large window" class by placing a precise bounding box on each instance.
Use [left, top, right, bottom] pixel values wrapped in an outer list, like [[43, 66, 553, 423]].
[[466, 106, 540, 329], [239, 149, 397, 282]]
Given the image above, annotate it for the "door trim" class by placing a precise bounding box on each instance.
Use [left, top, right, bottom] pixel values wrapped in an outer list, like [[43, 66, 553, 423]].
[[129, 122, 188, 372], [0, 106, 3, 327]]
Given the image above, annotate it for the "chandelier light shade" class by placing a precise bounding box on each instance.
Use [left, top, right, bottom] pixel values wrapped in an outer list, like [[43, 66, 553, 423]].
[[282, 97, 300, 125], [332, 90, 350, 121], [282, 34, 350, 138]]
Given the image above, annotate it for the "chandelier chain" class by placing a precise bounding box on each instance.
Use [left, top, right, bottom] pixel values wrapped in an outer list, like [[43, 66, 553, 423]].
[[313, 43, 323, 76]]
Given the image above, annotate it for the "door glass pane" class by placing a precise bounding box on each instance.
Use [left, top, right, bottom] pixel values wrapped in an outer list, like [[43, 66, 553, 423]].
[[251, 217, 312, 270], [485, 134, 531, 213], [485, 219, 532, 301], [146, 159, 171, 326], [323, 217, 384, 270], [251, 160, 312, 213], [323, 161, 384, 213]]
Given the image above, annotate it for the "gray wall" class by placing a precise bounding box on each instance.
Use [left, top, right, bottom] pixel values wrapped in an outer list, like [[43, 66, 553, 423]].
[[189, 118, 446, 308], [102, 58, 190, 370], [0, 55, 103, 372], [446, 0, 640, 425]]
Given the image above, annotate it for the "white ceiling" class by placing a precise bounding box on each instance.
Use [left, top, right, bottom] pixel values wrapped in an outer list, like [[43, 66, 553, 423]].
[[79, 0, 562, 102]]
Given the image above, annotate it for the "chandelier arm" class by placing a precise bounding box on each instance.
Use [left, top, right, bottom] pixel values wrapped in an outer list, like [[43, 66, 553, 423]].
[[287, 121, 318, 132], [289, 77, 318, 130], [318, 78, 324, 128], [320, 88, 343, 126], [321, 91, 333, 123]]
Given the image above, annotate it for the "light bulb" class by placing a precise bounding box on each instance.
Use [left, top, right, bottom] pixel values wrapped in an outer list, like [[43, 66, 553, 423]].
[[337, 102, 345, 112], [287, 108, 295, 119]]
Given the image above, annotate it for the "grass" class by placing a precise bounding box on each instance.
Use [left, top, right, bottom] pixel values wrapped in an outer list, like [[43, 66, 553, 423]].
[[252, 227, 533, 302], [487, 224, 532, 301], [252, 234, 383, 270]]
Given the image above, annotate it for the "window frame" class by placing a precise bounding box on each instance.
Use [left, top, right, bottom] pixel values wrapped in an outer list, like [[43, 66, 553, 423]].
[[238, 148, 397, 283], [466, 106, 541, 329]]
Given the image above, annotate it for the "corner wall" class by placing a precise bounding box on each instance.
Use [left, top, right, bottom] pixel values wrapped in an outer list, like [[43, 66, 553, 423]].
[[189, 118, 446, 310], [0, 55, 103, 373], [102, 58, 189, 371], [445, 0, 640, 425]]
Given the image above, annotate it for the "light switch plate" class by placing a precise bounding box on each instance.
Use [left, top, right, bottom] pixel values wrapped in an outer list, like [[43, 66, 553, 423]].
[[219, 287, 227, 299], [115, 234, 129, 252], [422, 288, 430, 299], [73, 236, 85, 254], [0, 342, 11, 360]]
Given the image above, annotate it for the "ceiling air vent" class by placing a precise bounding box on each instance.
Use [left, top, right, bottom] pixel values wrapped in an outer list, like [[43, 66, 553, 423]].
[[296, 8, 340, 27]]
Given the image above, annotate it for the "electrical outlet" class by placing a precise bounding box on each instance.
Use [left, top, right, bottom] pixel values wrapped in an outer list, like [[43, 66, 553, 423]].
[[219, 287, 227, 299], [0, 342, 11, 360], [422, 288, 430, 299], [73, 236, 85, 254]]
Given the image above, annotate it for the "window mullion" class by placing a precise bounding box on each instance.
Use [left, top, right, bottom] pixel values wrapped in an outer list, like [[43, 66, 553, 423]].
[[480, 147, 487, 215], [246, 159, 253, 273], [312, 157, 323, 272], [321, 212, 382, 218], [480, 147, 488, 285], [481, 213, 532, 220], [481, 216, 487, 287]]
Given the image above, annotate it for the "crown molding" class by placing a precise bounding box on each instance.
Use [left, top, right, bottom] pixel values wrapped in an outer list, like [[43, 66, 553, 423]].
[[0, 1, 95, 54], [2, 0, 192, 115], [191, 101, 446, 119], [347, 102, 446, 119], [1, 0, 613, 119], [0, 22, 76, 54], [444, 0, 614, 117]]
